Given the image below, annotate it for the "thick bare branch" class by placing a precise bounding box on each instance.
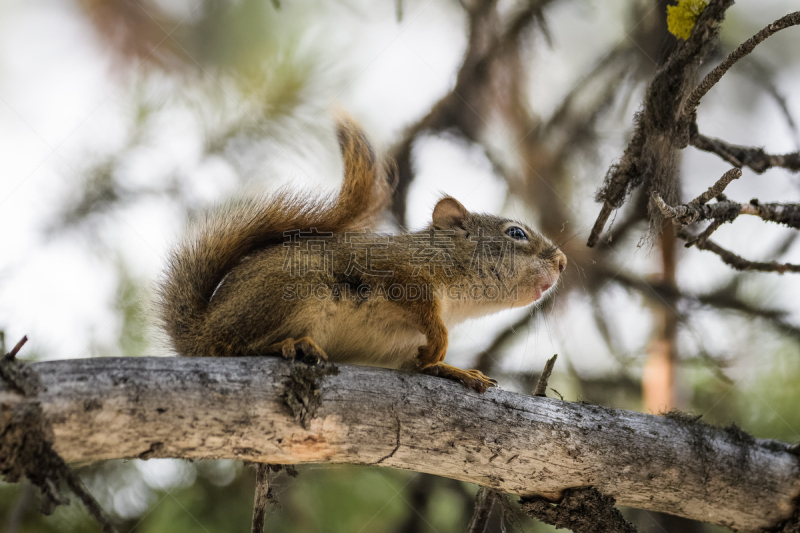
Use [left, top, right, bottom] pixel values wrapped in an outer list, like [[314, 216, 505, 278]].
[[1, 357, 799, 531], [0, 338, 117, 533], [682, 11, 800, 119]]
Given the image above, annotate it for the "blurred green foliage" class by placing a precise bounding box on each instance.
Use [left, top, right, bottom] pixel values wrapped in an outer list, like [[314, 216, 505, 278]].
[[692, 341, 800, 443]]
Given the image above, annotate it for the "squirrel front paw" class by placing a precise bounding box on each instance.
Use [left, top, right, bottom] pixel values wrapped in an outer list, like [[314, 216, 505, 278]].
[[263, 337, 328, 365], [420, 363, 498, 393]]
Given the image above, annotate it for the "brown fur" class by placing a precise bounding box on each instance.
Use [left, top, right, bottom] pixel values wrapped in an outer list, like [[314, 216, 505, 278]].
[[158, 117, 392, 359], [159, 118, 566, 392]]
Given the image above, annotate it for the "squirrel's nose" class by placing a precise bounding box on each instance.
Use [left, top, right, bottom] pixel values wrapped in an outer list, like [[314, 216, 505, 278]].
[[556, 251, 567, 273]]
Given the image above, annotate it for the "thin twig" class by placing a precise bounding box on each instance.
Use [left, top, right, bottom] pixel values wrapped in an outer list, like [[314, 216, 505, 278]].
[[5, 336, 28, 361], [687, 234, 800, 274], [652, 165, 800, 233], [533, 354, 558, 397], [607, 269, 800, 341], [682, 11, 800, 119], [467, 487, 499, 533], [650, 167, 742, 241], [690, 168, 742, 206], [652, 194, 740, 225], [655, 193, 800, 230], [691, 129, 800, 173], [62, 467, 117, 533], [741, 199, 800, 229], [251, 464, 272, 533], [684, 217, 726, 247]]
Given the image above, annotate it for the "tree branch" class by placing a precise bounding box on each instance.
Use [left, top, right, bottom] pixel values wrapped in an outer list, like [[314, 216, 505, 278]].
[[1, 357, 799, 531], [0, 337, 117, 533], [389, 0, 554, 223], [651, 195, 741, 226], [533, 354, 557, 397], [607, 269, 800, 341], [685, 234, 800, 274], [250, 464, 273, 533], [650, 167, 742, 224], [649, 164, 800, 272], [690, 128, 800, 173], [682, 11, 800, 120], [587, 0, 735, 246], [649, 162, 800, 272]]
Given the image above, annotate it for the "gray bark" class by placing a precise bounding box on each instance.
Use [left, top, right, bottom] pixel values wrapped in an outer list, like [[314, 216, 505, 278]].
[[1, 356, 798, 531]]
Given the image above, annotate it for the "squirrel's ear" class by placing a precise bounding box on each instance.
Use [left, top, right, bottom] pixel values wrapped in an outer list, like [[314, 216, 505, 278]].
[[432, 197, 469, 229]]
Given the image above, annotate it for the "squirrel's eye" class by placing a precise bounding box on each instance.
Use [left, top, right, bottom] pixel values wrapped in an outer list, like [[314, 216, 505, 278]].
[[505, 226, 528, 240]]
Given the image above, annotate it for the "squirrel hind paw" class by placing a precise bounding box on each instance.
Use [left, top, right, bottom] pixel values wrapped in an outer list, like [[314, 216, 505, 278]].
[[262, 337, 329, 365], [420, 363, 498, 393]]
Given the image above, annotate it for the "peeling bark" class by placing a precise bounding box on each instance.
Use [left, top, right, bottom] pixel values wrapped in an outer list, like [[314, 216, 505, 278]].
[[1, 357, 799, 531]]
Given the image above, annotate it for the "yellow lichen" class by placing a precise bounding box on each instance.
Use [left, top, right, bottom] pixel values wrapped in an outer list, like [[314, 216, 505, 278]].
[[666, 0, 708, 40]]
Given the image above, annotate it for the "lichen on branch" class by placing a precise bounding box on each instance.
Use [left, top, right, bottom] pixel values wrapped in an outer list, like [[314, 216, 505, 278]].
[[667, 0, 708, 40]]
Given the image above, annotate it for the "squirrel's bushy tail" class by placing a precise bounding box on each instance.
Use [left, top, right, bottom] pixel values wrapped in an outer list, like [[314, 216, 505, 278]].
[[158, 117, 394, 356]]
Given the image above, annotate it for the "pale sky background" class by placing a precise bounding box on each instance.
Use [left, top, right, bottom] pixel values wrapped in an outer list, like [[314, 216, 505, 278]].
[[0, 0, 798, 387]]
